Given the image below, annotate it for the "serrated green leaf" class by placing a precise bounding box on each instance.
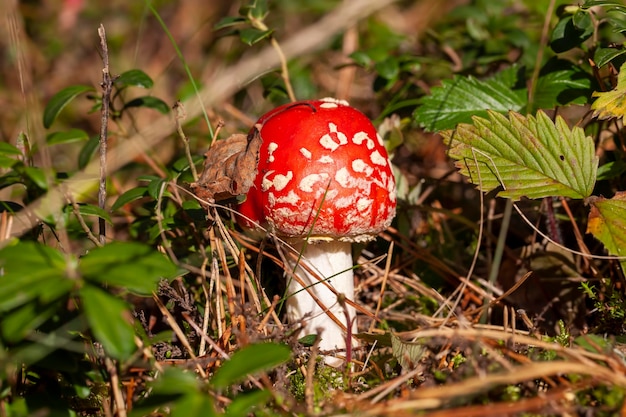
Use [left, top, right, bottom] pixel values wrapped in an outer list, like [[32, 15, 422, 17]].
[[43, 85, 95, 128], [123, 96, 170, 114], [46, 129, 89, 145], [533, 63, 593, 110], [239, 28, 272, 45], [80, 284, 136, 360], [111, 186, 149, 211], [441, 110, 598, 200], [414, 71, 525, 132], [115, 69, 154, 89], [592, 62, 626, 120], [79, 242, 177, 295], [211, 343, 291, 389]]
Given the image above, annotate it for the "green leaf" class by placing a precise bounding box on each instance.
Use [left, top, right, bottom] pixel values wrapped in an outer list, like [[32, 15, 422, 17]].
[[441, 110, 598, 200], [170, 394, 217, 417], [111, 186, 149, 211], [0, 201, 23, 213], [414, 70, 526, 132], [241, 0, 269, 20], [298, 334, 318, 347], [43, 85, 95, 128], [0, 142, 21, 156], [0, 241, 69, 311], [79, 242, 177, 295], [594, 48, 626, 68], [0, 171, 23, 190], [80, 284, 136, 360], [122, 96, 170, 114], [239, 28, 273, 45], [0, 155, 17, 169], [115, 69, 154, 89], [147, 177, 168, 200], [226, 390, 271, 417], [533, 61, 593, 110], [68, 203, 112, 225], [46, 129, 89, 145], [349, 51, 373, 67], [597, 159, 626, 180], [582, 0, 626, 13], [211, 343, 291, 389], [78, 135, 100, 169], [214, 16, 246, 30], [592, 62, 626, 120], [550, 14, 592, 53], [375, 58, 399, 81], [391, 334, 425, 371], [23, 167, 48, 190], [0, 142, 21, 168], [2, 301, 61, 343]]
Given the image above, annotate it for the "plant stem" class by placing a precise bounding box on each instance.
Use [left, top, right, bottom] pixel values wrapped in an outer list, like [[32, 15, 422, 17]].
[[98, 24, 111, 246]]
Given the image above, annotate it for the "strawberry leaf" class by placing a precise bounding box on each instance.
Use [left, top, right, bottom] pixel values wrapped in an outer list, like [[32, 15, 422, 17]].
[[414, 68, 526, 132], [441, 110, 598, 200]]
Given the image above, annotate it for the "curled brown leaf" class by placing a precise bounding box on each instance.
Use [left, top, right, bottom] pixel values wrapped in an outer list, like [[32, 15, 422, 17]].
[[191, 124, 262, 202]]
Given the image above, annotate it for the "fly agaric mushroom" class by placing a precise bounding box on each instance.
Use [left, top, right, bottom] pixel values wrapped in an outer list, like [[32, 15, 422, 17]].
[[238, 98, 396, 365]]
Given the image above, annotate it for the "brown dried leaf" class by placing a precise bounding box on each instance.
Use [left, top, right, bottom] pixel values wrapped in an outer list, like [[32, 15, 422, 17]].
[[191, 125, 262, 202]]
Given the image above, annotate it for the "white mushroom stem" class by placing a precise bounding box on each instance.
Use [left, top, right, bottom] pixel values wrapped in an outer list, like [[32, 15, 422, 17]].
[[283, 240, 358, 367]]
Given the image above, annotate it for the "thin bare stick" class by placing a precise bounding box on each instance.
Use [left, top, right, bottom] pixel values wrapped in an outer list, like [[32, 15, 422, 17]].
[[173, 101, 198, 181], [152, 293, 208, 378], [105, 358, 127, 417], [369, 242, 394, 331], [249, 15, 297, 102], [305, 328, 322, 414], [67, 194, 102, 247], [97, 24, 112, 245]]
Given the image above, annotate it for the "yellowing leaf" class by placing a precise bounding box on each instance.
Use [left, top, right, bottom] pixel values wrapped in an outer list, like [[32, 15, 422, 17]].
[[587, 191, 626, 258], [591, 62, 626, 120]]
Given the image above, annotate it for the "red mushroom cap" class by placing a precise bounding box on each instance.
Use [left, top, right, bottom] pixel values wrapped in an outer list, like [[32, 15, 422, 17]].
[[238, 98, 396, 242]]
